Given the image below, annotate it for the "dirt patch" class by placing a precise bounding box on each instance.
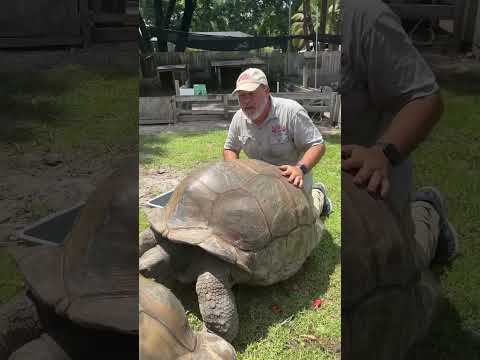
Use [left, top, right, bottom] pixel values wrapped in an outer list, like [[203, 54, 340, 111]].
[[140, 121, 230, 135], [140, 120, 340, 137], [139, 166, 185, 207], [422, 49, 480, 82], [0, 144, 130, 245]]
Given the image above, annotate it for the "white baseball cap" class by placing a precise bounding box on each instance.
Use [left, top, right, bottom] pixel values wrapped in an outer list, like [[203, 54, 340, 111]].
[[232, 68, 268, 94]]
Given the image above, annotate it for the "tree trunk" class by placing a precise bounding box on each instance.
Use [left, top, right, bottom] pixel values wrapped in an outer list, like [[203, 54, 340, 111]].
[[176, 0, 197, 51], [154, 0, 168, 51], [303, 0, 314, 48], [164, 0, 177, 29]]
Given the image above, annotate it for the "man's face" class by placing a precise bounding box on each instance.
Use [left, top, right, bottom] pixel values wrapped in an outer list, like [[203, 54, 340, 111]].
[[237, 85, 270, 121]]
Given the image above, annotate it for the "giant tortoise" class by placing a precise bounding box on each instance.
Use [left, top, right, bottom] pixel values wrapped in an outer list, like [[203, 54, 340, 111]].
[[342, 171, 440, 359], [140, 275, 236, 359], [0, 158, 138, 359], [139, 159, 324, 341]]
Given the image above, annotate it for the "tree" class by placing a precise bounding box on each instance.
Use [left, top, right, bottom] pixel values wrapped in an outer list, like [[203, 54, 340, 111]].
[[139, 0, 319, 50], [290, 0, 340, 50]]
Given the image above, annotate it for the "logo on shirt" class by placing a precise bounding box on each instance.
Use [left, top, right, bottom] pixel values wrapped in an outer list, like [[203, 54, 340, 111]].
[[271, 124, 287, 134], [271, 124, 289, 144]]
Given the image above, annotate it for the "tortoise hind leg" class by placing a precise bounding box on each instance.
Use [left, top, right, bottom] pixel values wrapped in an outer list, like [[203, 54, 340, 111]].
[[9, 334, 71, 360], [196, 268, 239, 342], [0, 292, 43, 358]]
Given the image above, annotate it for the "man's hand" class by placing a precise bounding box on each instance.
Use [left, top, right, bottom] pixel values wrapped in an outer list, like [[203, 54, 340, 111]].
[[223, 149, 239, 160], [279, 165, 304, 188], [341, 144, 390, 198]]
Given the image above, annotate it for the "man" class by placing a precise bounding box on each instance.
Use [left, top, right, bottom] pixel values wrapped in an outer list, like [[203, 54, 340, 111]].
[[224, 67, 332, 217], [341, 0, 458, 267]]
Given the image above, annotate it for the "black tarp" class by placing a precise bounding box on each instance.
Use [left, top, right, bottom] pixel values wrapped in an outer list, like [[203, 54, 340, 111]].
[[148, 28, 342, 51]]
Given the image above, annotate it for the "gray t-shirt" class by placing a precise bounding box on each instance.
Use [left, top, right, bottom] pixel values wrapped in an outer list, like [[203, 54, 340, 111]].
[[224, 96, 324, 193], [341, 0, 440, 216]]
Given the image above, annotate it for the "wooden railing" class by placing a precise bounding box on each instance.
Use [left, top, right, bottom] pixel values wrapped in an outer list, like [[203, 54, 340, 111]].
[[173, 92, 340, 125]]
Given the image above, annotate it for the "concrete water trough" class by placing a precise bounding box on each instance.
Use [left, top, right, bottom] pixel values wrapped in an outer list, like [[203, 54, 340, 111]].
[[146, 190, 174, 208], [16, 189, 174, 246], [16, 203, 85, 246]]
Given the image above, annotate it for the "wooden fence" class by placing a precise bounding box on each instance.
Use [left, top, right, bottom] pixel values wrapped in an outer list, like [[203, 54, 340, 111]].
[[149, 50, 341, 83], [149, 91, 341, 125]]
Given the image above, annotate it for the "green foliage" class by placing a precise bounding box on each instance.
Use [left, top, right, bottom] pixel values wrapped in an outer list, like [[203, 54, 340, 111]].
[[191, 0, 291, 36], [290, 0, 341, 50], [0, 250, 24, 304], [140, 0, 292, 36]]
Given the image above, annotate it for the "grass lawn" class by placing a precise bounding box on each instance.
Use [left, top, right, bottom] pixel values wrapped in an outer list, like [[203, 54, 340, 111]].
[[0, 64, 137, 305], [140, 131, 341, 359], [0, 64, 137, 150], [410, 70, 480, 358]]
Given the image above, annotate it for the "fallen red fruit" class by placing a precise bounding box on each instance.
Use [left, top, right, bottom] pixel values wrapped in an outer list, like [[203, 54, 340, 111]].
[[312, 298, 322, 309], [271, 304, 282, 314]]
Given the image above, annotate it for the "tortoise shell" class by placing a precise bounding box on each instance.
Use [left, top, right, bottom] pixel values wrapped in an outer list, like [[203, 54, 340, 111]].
[[341, 171, 439, 359], [12, 157, 138, 333], [148, 159, 323, 285]]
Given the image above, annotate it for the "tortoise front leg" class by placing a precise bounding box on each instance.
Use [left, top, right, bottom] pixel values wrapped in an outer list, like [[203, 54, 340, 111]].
[[196, 267, 239, 342], [139, 244, 172, 282], [139, 227, 157, 257], [9, 334, 71, 360], [0, 292, 43, 358]]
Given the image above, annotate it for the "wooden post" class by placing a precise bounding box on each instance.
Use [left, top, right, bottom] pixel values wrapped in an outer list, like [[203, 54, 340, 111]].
[[303, 62, 308, 88], [174, 80, 180, 95], [223, 95, 229, 120], [454, 0, 467, 51], [171, 96, 177, 124], [80, 0, 92, 48], [216, 67, 222, 90], [474, 0, 480, 58], [319, 0, 328, 50], [329, 92, 336, 126]]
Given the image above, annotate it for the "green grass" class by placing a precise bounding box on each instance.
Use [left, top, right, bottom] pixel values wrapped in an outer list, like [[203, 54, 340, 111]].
[[0, 64, 138, 305], [0, 249, 24, 303], [409, 72, 480, 358], [0, 64, 138, 151], [140, 131, 341, 359]]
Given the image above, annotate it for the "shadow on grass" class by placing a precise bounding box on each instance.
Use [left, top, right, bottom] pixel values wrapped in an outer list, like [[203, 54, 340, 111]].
[[325, 133, 341, 145], [407, 297, 480, 359], [0, 97, 64, 143], [436, 70, 480, 96], [139, 135, 170, 166], [0, 65, 136, 144], [169, 229, 340, 352]]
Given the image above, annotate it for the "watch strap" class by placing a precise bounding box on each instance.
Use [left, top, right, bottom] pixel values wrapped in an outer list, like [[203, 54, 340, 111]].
[[298, 164, 309, 174]]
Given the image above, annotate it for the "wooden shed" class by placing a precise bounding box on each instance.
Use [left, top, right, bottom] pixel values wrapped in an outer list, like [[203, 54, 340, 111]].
[[0, 0, 88, 48], [0, 0, 137, 48]]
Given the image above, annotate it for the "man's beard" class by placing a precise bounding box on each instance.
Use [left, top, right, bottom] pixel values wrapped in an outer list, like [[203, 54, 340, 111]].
[[243, 96, 268, 122]]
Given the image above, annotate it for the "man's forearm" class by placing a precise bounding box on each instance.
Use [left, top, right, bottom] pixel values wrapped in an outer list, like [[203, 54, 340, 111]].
[[298, 143, 326, 171], [379, 93, 444, 156], [224, 149, 239, 160]]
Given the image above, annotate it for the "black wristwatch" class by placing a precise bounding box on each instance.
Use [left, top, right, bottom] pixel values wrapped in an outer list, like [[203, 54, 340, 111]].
[[298, 164, 309, 174], [375, 142, 403, 166]]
